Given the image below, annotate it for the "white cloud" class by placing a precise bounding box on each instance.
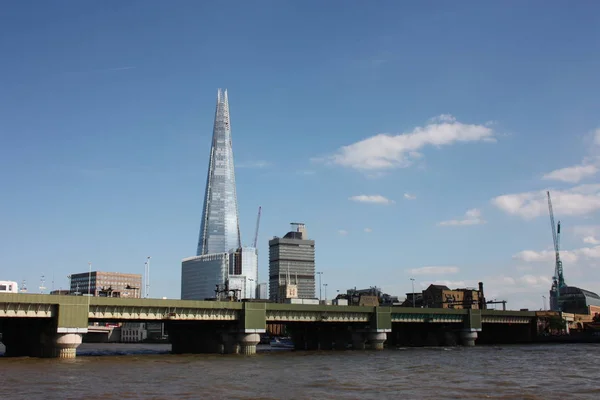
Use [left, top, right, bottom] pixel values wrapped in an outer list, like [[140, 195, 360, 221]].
[[296, 169, 316, 176], [237, 160, 271, 169], [337, 229, 348, 236], [404, 193, 416, 200], [492, 184, 600, 219], [542, 164, 598, 183], [584, 236, 600, 245], [407, 266, 459, 275], [438, 208, 486, 226], [594, 128, 600, 146], [349, 195, 395, 205], [572, 225, 600, 237], [419, 280, 468, 288], [518, 275, 552, 287], [322, 115, 495, 170], [513, 245, 600, 264], [364, 228, 372, 233]]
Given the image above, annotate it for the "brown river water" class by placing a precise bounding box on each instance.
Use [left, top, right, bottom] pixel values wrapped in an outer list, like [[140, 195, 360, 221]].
[[0, 343, 598, 399]]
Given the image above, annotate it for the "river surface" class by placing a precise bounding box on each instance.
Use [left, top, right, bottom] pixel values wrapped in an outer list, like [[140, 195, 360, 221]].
[[0, 343, 598, 399]]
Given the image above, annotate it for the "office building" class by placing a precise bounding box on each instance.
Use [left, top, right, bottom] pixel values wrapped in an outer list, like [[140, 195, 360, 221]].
[[196, 88, 241, 257], [181, 247, 258, 300], [228, 247, 258, 299], [269, 223, 315, 302], [69, 271, 141, 298], [256, 283, 268, 300], [180, 89, 262, 301]]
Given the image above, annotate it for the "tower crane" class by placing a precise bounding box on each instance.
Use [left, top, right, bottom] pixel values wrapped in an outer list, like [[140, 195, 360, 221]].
[[547, 191, 566, 311], [253, 206, 262, 248]]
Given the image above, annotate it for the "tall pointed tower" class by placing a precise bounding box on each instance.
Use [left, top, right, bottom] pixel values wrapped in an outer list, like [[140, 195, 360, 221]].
[[197, 88, 242, 256]]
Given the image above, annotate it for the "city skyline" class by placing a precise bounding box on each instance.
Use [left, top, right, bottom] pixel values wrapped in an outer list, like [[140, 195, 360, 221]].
[[1, 2, 600, 309]]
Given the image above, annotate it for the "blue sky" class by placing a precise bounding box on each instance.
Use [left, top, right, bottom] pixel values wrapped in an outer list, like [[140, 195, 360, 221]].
[[1, 1, 599, 309]]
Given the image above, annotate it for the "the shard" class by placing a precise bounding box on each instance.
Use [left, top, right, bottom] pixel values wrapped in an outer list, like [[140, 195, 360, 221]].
[[197, 88, 241, 256], [182, 89, 257, 301]]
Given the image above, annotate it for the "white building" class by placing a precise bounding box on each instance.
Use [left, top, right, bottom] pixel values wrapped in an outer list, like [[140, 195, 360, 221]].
[[121, 323, 147, 343], [256, 283, 268, 300], [181, 247, 258, 301], [228, 247, 258, 299]]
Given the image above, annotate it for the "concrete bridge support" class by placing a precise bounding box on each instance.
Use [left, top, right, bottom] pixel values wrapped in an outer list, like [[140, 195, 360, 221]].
[[366, 332, 387, 350], [0, 320, 83, 358], [460, 330, 478, 347], [238, 333, 260, 355]]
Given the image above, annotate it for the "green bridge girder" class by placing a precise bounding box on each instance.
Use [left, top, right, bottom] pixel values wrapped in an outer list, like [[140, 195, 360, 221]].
[[0, 293, 537, 333]]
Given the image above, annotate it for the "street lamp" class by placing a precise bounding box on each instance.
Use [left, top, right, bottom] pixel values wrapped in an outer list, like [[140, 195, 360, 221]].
[[316, 271, 323, 301], [410, 278, 416, 307], [145, 256, 151, 298], [323, 283, 328, 301], [542, 295, 546, 310]]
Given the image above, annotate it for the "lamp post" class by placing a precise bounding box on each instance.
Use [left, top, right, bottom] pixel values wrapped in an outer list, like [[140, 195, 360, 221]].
[[323, 283, 328, 301], [542, 295, 546, 310], [316, 271, 323, 301], [410, 278, 415, 307], [145, 256, 151, 299]]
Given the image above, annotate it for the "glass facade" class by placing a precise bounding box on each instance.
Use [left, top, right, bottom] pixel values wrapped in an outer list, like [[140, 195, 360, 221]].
[[181, 253, 229, 300], [197, 89, 241, 256]]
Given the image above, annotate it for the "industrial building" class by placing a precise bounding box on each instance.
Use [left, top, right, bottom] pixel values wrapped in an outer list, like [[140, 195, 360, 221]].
[[68, 271, 141, 298], [402, 283, 486, 309], [269, 223, 315, 302]]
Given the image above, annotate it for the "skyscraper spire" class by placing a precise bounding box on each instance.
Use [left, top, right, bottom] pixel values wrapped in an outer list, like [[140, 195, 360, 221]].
[[197, 88, 241, 256]]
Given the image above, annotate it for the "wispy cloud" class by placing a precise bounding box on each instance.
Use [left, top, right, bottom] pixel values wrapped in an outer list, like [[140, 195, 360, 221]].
[[296, 169, 316, 176], [364, 228, 372, 233], [543, 163, 598, 183], [236, 160, 271, 169], [315, 114, 495, 171], [492, 184, 600, 219], [66, 66, 137, 75], [349, 195, 395, 205], [438, 208, 485, 226], [338, 229, 348, 236], [404, 193, 416, 200], [408, 266, 459, 275]]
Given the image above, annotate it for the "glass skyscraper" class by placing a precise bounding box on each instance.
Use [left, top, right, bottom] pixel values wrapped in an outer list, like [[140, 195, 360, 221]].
[[181, 89, 257, 300], [197, 88, 241, 256]]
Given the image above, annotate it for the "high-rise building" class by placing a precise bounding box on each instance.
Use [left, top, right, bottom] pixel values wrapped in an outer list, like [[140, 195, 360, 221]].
[[69, 271, 141, 298], [197, 88, 241, 257], [256, 283, 268, 300], [269, 223, 315, 302], [181, 89, 257, 300]]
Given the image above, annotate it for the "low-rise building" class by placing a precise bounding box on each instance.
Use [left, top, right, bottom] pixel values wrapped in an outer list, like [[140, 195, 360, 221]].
[[121, 322, 147, 343], [69, 271, 142, 298]]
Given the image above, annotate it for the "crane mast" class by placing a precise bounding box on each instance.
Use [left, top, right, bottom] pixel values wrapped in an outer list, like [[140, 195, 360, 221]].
[[253, 206, 261, 248], [547, 191, 566, 311]]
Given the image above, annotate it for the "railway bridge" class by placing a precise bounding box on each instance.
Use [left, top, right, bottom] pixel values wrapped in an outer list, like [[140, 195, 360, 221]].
[[0, 293, 537, 358]]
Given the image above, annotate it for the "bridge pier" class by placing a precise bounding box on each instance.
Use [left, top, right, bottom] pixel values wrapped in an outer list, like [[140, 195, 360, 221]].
[[460, 330, 478, 346], [238, 333, 260, 355], [367, 332, 387, 350]]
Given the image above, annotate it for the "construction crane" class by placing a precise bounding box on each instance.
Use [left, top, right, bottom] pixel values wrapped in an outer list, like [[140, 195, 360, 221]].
[[547, 191, 566, 311], [253, 206, 262, 248]]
